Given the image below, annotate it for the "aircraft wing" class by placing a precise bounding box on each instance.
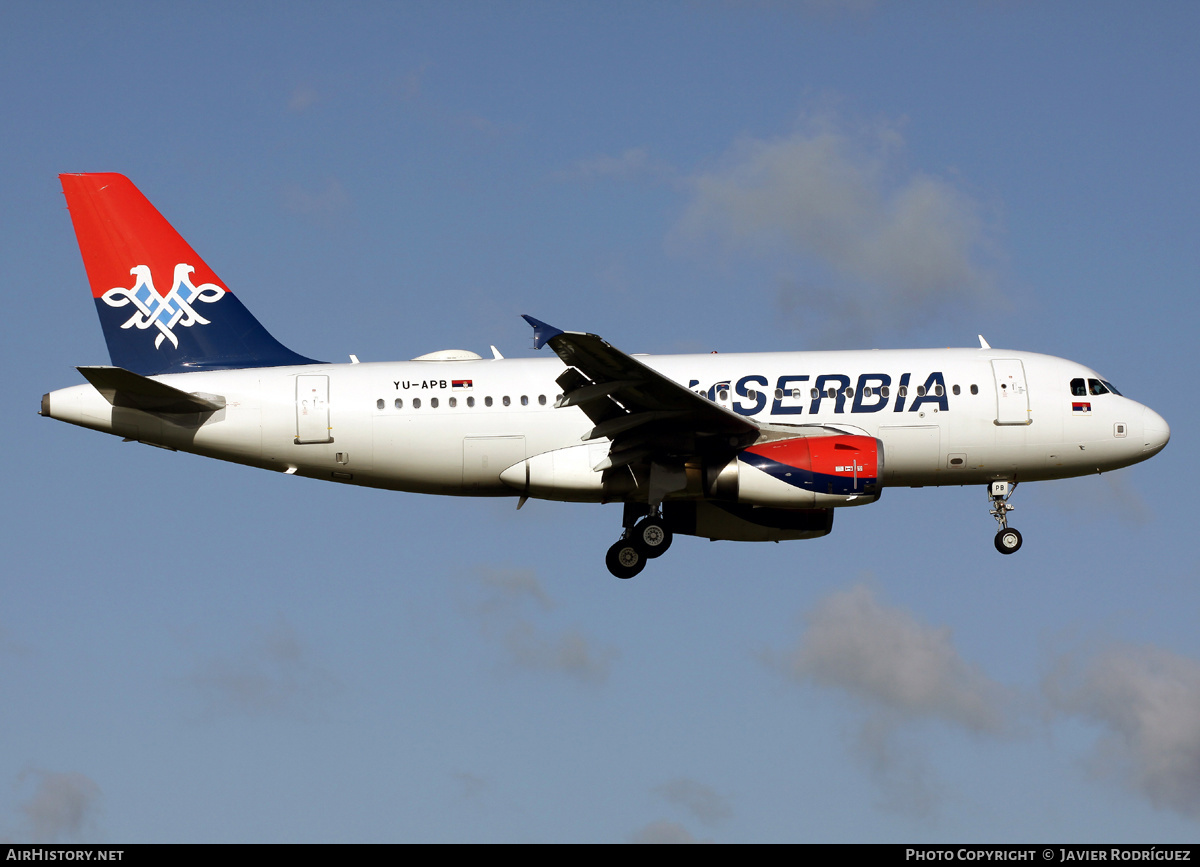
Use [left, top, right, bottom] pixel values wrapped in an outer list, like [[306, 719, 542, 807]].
[[523, 316, 759, 470]]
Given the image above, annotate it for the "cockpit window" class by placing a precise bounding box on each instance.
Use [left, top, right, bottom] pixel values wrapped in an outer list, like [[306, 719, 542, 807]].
[[1088, 378, 1109, 396], [1071, 378, 1087, 397], [1101, 379, 1122, 396]]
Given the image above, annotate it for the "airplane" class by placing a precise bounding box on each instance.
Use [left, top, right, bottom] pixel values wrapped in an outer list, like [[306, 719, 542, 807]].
[[41, 173, 1171, 578]]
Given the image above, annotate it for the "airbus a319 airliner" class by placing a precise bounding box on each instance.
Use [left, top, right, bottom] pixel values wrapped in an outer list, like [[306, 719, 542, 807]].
[[42, 174, 1170, 578]]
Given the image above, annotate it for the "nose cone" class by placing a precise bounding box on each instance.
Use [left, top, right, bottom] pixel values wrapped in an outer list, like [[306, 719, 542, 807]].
[[1142, 406, 1170, 456]]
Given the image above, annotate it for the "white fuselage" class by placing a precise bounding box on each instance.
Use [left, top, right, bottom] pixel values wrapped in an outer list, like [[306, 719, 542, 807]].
[[44, 347, 1170, 499]]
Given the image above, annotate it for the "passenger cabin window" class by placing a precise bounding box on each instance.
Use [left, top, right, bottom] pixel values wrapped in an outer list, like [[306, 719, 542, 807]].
[[376, 399, 384, 410], [467, 396, 475, 407], [485, 396, 493, 407], [449, 397, 457, 408], [413, 398, 422, 409], [503, 396, 511, 407], [1071, 378, 1087, 397], [970, 384, 978, 395], [916, 385, 926, 397], [521, 395, 529, 406], [538, 395, 547, 406], [898, 386, 908, 397], [952, 385, 960, 396], [394, 398, 403, 409]]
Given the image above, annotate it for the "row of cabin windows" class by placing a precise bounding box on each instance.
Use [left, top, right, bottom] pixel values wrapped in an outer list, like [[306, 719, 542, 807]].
[[377, 381, 989, 412], [376, 394, 555, 411], [715, 383, 980, 401]]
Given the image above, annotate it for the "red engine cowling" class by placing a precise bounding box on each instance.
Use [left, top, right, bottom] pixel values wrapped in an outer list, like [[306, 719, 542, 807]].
[[707, 434, 883, 508]]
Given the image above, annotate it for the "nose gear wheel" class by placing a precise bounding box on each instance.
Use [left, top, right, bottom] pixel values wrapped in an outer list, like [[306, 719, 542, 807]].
[[988, 481, 1022, 555]]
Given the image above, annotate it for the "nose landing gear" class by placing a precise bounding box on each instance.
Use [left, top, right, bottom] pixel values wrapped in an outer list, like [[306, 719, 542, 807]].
[[989, 481, 1022, 554], [606, 504, 674, 578]]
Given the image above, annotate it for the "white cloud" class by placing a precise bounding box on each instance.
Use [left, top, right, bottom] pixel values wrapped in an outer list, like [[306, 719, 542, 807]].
[[502, 623, 616, 685], [476, 567, 553, 611], [802, 0, 879, 14], [185, 619, 342, 719], [389, 63, 428, 102], [281, 178, 351, 218], [1043, 473, 1153, 527], [653, 778, 733, 827], [287, 86, 319, 113], [769, 585, 1011, 818], [467, 568, 618, 685], [0, 621, 30, 658], [16, 770, 101, 843], [775, 585, 1008, 733], [556, 147, 670, 183], [628, 819, 708, 844], [850, 714, 945, 819], [675, 115, 1000, 340], [1046, 643, 1200, 820], [451, 770, 488, 800]]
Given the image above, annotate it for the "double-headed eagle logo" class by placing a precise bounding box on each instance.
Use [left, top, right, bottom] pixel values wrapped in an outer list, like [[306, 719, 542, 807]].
[[101, 264, 223, 349]]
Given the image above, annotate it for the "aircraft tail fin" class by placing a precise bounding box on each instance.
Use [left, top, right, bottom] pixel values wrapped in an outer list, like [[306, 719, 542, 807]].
[[60, 173, 321, 375]]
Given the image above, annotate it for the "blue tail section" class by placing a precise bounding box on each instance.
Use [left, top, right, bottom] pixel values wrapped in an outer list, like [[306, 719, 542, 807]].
[[62, 173, 323, 375]]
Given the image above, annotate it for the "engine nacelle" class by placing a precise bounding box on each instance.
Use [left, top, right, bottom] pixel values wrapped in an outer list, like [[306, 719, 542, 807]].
[[708, 434, 883, 508]]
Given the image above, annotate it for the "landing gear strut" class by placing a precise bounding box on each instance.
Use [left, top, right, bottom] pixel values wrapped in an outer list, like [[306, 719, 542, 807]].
[[605, 503, 674, 578], [988, 481, 1022, 554]]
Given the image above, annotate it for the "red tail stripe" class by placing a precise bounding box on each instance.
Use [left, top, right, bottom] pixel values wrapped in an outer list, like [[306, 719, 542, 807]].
[[60, 173, 228, 300]]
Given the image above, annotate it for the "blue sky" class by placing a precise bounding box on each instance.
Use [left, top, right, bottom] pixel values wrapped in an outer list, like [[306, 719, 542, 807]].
[[2, 1, 1198, 842]]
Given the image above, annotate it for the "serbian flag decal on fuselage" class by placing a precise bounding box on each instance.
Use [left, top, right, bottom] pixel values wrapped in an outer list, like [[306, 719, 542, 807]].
[[452, 380, 473, 390], [1072, 402, 1092, 415]]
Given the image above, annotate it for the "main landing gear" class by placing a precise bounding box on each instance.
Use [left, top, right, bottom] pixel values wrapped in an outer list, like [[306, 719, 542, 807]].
[[988, 481, 1022, 554], [606, 504, 673, 579]]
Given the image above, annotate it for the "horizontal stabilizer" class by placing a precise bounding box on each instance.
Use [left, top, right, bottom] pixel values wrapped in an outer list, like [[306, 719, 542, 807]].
[[76, 366, 225, 413]]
